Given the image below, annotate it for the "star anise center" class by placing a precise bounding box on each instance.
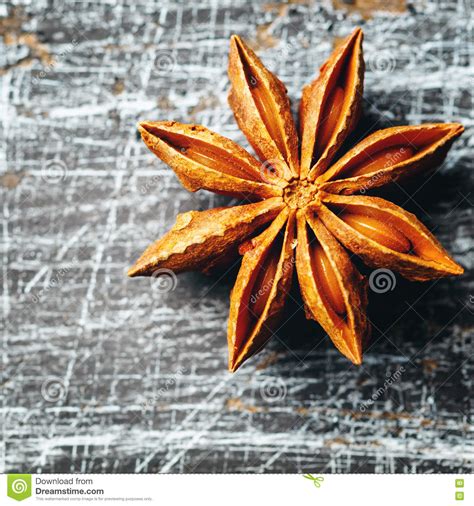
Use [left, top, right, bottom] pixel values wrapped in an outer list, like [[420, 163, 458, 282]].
[[283, 178, 319, 209]]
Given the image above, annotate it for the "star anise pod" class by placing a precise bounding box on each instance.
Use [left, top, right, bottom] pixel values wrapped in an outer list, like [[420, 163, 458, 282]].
[[129, 28, 464, 371]]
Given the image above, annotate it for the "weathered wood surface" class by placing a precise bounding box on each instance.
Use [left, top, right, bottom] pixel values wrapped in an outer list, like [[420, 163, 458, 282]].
[[1, 0, 472, 473]]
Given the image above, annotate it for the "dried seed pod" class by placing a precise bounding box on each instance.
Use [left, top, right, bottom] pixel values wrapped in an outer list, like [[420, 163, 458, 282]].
[[130, 29, 464, 370], [315, 86, 345, 160], [318, 123, 464, 194], [300, 28, 364, 179], [318, 193, 464, 281], [139, 121, 283, 198], [340, 213, 412, 254], [344, 145, 415, 178], [228, 35, 299, 180], [310, 243, 347, 316], [228, 210, 295, 372], [296, 211, 368, 364], [128, 198, 284, 276]]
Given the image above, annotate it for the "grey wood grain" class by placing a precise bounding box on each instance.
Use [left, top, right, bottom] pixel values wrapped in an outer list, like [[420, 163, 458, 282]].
[[1, 0, 472, 473]]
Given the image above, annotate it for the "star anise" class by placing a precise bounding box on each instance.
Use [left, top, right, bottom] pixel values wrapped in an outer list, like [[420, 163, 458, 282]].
[[129, 28, 464, 371]]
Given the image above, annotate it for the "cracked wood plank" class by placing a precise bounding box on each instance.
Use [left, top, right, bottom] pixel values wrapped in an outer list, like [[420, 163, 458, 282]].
[[1, 0, 472, 473]]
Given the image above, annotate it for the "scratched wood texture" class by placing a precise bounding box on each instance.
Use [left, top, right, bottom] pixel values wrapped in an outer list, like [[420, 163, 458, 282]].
[[1, 0, 473, 474]]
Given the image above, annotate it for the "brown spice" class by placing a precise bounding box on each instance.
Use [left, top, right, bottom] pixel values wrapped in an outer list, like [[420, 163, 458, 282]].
[[129, 28, 464, 371]]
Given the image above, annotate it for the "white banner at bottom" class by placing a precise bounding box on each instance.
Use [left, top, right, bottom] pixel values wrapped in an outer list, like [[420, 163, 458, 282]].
[[1, 473, 470, 505]]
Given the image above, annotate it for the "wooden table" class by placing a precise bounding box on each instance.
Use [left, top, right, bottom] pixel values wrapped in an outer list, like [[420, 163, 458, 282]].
[[2, 0, 472, 473]]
